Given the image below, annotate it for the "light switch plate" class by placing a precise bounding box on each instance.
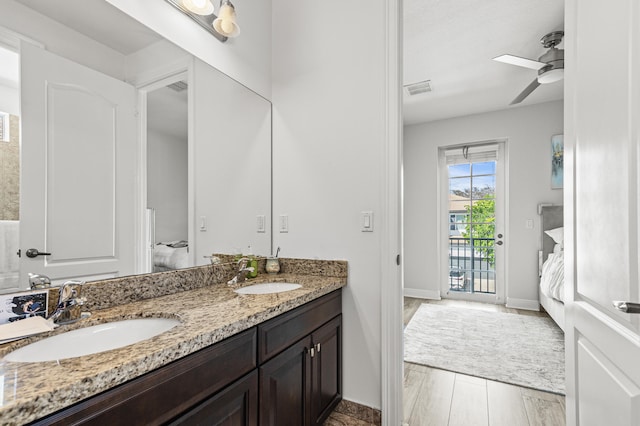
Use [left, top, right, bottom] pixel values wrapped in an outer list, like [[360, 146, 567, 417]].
[[362, 211, 373, 232], [279, 215, 288, 233], [257, 215, 266, 233]]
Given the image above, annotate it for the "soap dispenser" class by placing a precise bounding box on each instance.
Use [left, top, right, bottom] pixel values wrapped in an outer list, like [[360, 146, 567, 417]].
[[246, 245, 258, 278]]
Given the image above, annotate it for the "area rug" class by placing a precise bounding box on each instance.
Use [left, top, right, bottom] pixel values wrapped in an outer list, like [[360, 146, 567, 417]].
[[404, 304, 565, 394]]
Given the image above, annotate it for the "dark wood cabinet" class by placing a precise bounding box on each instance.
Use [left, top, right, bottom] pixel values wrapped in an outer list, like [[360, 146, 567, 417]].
[[29, 290, 342, 426], [259, 291, 342, 426], [259, 337, 312, 426], [170, 370, 259, 426], [310, 315, 342, 426]]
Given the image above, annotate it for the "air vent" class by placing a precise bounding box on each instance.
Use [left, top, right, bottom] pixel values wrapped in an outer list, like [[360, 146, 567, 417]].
[[404, 80, 432, 96], [167, 81, 188, 92]]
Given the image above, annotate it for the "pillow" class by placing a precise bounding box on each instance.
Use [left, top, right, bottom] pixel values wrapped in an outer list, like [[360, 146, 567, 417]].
[[545, 227, 564, 246]]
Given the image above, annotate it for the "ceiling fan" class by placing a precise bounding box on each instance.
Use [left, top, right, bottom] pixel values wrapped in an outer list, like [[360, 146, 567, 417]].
[[493, 31, 564, 105]]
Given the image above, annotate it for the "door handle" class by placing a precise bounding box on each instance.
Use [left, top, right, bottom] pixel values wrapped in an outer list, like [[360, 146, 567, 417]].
[[613, 301, 640, 314], [25, 248, 51, 258], [496, 241, 503, 246]]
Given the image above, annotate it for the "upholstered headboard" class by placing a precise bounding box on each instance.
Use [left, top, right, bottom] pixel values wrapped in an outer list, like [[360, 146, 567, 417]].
[[539, 205, 563, 275]]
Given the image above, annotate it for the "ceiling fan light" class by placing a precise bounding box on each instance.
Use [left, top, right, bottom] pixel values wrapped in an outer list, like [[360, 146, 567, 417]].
[[538, 68, 564, 84], [181, 0, 214, 15], [213, 1, 240, 37]]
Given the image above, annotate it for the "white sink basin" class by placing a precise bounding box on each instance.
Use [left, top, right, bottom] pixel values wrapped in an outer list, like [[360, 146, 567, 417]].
[[234, 282, 302, 295], [3, 318, 180, 363]]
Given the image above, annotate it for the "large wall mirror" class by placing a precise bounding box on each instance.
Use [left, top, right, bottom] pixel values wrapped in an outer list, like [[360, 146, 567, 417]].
[[0, 0, 272, 293]]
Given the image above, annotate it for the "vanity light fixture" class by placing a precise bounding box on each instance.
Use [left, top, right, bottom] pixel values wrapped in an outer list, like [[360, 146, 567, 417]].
[[166, 0, 240, 42], [212, 0, 240, 38]]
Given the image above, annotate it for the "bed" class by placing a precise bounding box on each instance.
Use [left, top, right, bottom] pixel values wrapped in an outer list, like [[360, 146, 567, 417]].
[[538, 205, 565, 331], [153, 241, 189, 272]]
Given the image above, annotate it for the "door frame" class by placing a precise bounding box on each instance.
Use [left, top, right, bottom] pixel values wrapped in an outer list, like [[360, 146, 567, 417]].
[[134, 59, 195, 273], [381, 0, 403, 424], [437, 140, 508, 305]]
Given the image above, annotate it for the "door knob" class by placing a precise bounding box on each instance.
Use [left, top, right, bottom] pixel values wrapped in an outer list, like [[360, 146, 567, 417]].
[[25, 248, 51, 258], [496, 241, 504, 246], [613, 301, 640, 314]]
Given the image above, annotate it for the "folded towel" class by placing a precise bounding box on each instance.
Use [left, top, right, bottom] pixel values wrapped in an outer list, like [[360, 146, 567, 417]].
[[0, 316, 56, 344]]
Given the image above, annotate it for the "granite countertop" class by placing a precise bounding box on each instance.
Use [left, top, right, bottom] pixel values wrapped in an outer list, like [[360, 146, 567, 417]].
[[0, 273, 346, 425]]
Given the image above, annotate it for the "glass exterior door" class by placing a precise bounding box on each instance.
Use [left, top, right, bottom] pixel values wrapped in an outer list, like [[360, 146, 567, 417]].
[[447, 160, 497, 295]]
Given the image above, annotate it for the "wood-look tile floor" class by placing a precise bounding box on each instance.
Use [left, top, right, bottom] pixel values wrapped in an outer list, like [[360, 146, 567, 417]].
[[324, 297, 566, 425], [403, 297, 566, 426]]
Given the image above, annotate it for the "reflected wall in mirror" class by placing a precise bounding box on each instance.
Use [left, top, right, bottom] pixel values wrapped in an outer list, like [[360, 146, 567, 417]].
[[0, 0, 272, 294]]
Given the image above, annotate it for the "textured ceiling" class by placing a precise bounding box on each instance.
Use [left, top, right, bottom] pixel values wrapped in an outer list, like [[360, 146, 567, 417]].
[[403, 0, 565, 125]]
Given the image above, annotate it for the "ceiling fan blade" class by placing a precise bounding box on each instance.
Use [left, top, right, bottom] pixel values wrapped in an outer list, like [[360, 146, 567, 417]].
[[510, 79, 540, 105], [493, 54, 547, 71]]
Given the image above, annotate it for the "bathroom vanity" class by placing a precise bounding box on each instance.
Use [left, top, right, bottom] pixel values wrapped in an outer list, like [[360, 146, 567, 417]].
[[0, 260, 347, 426], [31, 291, 341, 426]]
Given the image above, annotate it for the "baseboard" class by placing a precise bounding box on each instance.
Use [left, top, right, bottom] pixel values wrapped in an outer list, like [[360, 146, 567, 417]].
[[334, 399, 381, 425], [506, 297, 540, 311], [403, 288, 441, 300]]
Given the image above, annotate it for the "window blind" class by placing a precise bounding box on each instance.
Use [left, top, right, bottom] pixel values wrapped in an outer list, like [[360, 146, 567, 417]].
[[444, 144, 499, 165]]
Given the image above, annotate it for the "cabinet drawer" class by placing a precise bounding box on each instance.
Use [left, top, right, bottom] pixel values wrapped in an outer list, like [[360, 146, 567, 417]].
[[31, 328, 257, 426], [258, 290, 341, 363]]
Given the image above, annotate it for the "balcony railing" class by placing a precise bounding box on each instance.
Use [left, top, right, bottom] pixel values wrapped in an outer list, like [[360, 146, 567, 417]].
[[449, 237, 495, 294]]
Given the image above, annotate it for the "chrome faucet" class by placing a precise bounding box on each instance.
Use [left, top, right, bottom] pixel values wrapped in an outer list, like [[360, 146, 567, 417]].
[[29, 273, 51, 290], [227, 257, 255, 285], [49, 280, 86, 324]]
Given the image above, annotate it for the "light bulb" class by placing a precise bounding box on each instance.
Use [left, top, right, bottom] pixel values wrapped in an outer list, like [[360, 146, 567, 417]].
[[182, 0, 214, 15], [221, 19, 234, 34], [537, 68, 564, 84], [212, 2, 240, 37]]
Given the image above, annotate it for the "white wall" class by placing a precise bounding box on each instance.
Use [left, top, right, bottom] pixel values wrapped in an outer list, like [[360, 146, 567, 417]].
[[107, 0, 272, 100], [404, 101, 564, 306], [147, 128, 188, 243], [272, 0, 388, 410], [193, 59, 272, 260]]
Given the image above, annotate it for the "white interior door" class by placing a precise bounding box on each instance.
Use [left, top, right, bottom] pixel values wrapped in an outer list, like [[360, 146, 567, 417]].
[[564, 0, 640, 424], [19, 41, 137, 286]]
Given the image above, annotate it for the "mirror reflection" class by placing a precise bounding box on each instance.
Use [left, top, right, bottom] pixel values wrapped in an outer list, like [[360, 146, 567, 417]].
[[0, 0, 272, 293]]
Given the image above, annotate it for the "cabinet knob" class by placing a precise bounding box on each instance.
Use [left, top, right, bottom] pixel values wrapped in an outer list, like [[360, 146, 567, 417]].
[[316, 343, 321, 353], [310, 347, 315, 358]]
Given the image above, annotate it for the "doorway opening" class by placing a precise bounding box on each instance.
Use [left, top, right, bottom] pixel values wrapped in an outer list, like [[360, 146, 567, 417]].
[[140, 72, 190, 274], [0, 44, 20, 293]]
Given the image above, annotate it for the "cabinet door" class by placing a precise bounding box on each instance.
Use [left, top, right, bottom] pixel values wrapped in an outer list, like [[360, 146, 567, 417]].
[[259, 337, 312, 426], [311, 315, 342, 426], [169, 370, 258, 426]]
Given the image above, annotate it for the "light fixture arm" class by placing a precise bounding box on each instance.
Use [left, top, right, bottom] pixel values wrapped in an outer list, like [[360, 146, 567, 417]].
[[165, 0, 228, 43]]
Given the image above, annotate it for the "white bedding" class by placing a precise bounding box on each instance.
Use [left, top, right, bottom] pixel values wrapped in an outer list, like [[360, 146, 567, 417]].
[[540, 249, 565, 302], [154, 242, 189, 271]]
